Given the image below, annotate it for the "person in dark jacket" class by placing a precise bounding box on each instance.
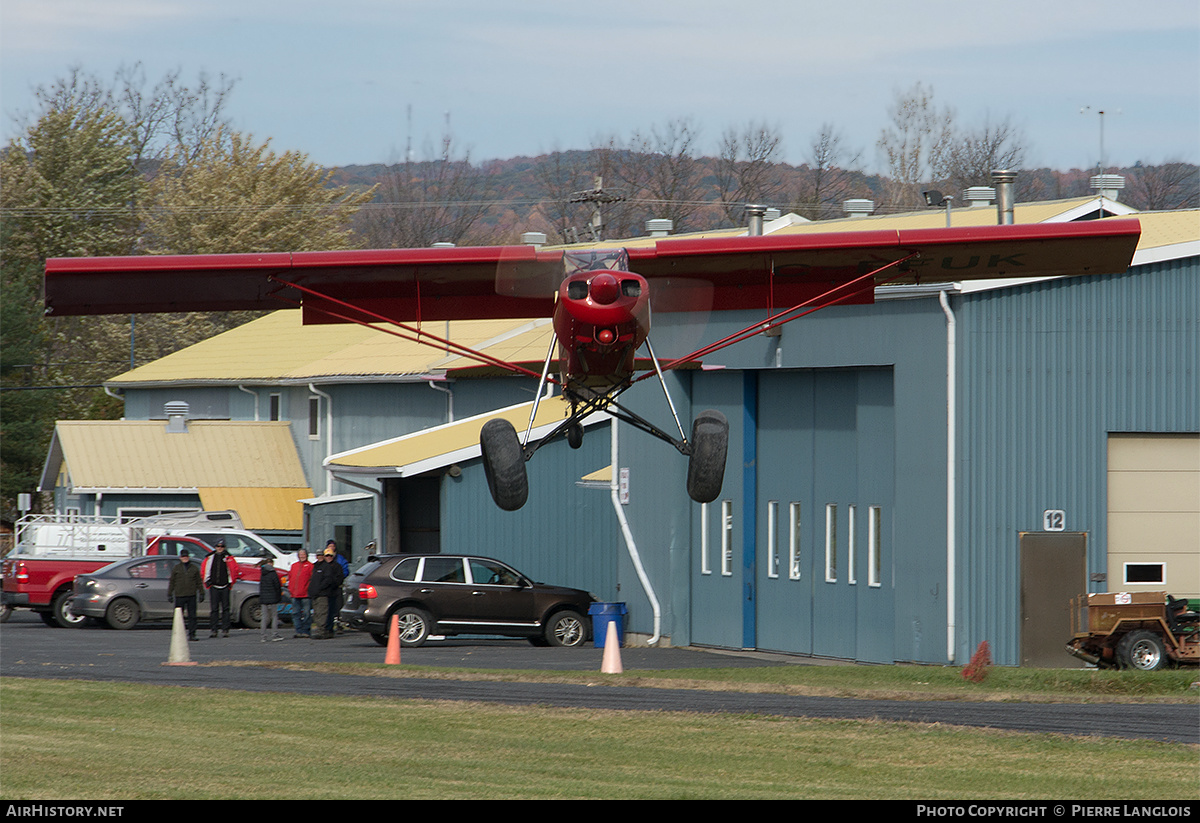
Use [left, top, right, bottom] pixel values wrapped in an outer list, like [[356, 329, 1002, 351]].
[[309, 549, 344, 639], [167, 550, 204, 640], [325, 539, 350, 634], [204, 539, 238, 637], [259, 557, 284, 642]]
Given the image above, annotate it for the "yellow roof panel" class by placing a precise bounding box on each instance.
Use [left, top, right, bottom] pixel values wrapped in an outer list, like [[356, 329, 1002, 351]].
[[53, 420, 310, 490], [109, 312, 551, 385], [197, 487, 309, 531], [1129, 210, 1200, 250], [328, 395, 604, 474]]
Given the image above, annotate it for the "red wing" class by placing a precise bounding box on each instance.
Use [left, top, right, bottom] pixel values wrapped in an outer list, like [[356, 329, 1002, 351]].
[[630, 220, 1142, 311], [43, 245, 562, 321], [44, 220, 1140, 320]]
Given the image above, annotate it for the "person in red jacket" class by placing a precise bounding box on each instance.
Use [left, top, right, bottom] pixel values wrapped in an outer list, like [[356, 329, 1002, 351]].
[[203, 539, 239, 637], [287, 548, 314, 638]]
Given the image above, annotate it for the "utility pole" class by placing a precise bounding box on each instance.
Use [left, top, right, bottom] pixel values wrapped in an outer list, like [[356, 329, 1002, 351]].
[[569, 176, 625, 242]]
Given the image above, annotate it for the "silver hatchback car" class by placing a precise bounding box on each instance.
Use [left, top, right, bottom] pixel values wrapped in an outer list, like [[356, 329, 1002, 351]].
[[71, 555, 271, 630]]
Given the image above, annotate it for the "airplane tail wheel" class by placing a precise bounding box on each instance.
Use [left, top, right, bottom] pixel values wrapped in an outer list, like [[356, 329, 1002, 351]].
[[566, 422, 584, 449], [480, 418, 529, 511], [687, 410, 729, 504]]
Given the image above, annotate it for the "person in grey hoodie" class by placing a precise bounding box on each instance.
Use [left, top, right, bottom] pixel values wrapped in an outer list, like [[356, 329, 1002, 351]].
[[259, 557, 284, 642]]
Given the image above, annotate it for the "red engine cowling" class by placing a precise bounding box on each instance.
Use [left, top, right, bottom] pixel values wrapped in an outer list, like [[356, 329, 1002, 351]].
[[553, 269, 650, 389]]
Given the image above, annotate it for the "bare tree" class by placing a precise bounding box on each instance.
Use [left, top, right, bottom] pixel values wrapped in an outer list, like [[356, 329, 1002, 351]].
[[1123, 161, 1200, 210], [876, 82, 955, 210], [358, 129, 493, 248], [531, 149, 595, 243], [791, 123, 864, 220], [20, 63, 238, 171], [714, 121, 786, 225], [112, 63, 238, 166], [935, 116, 1026, 196], [618, 117, 706, 233]]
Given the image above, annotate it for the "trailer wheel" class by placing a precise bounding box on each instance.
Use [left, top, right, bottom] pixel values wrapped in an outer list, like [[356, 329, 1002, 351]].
[[1117, 629, 1168, 671]]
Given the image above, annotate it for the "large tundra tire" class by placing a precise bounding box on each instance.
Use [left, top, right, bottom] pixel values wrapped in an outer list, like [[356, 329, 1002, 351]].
[[480, 418, 529, 511], [686, 410, 729, 504]]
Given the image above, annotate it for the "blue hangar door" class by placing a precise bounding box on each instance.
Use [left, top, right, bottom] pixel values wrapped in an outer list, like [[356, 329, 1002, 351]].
[[690, 368, 896, 662]]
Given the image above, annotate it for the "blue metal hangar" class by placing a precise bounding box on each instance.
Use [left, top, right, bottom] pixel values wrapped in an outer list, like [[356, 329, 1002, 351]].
[[46, 191, 1198, 667]]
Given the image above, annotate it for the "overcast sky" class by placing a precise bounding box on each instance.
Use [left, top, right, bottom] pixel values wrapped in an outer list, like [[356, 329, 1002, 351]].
[[2, 0, 1197, 175]]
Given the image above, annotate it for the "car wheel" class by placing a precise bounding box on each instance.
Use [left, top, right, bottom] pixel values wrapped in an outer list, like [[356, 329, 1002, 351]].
[[480, 418, 529, 511], [240, 597, 261, 629], [1117, 629, 1167, 671], [52, 590, 87, 628], [545, 610, 587, 647], [392, 607, 432, 647], [686, 410, 729, 504], [106, 598, 140, 630]]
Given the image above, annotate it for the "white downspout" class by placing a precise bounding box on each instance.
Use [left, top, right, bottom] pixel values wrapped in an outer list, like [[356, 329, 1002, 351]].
[[939, 289, 957, 663], [610, 417, 661, 644], [428, 380, 454, 422], [237, 385, 260, 421], [309, 383, 333, 497]]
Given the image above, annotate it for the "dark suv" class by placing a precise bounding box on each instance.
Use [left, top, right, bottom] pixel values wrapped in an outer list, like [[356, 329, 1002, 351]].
[[341, 554, 596, 648]]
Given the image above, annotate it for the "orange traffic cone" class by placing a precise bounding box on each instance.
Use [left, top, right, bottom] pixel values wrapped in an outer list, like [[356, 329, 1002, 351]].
[[164, 607, 197, 666], [600, 619, 623, 674], [385, 613, 401, 665]]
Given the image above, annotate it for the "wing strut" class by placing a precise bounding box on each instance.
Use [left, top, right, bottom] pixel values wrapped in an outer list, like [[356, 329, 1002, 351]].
[[639, 252, 919, 379], [268, 275, 559, 383]]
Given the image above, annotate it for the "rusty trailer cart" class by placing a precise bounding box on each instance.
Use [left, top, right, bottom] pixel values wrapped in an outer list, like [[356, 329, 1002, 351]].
[[1066, 591, 1200, 671]]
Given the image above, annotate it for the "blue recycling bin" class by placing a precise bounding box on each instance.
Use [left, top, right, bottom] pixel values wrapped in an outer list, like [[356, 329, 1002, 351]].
[[588, 602, 627, 648]]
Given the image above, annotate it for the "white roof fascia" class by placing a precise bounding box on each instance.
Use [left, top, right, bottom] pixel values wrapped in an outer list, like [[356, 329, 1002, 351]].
[[297, 492, 373, 505], [1041, 197, 1139, 223], [1131, 240, 1200, 267], [326, 409, 611, 478]]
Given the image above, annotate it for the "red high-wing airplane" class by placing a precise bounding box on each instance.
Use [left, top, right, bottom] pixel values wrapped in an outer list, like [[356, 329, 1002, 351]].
[[44, 219, 1141, 510]]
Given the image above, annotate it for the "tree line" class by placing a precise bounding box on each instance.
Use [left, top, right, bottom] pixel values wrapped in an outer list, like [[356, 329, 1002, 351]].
[[1, 66, 1196, 519]]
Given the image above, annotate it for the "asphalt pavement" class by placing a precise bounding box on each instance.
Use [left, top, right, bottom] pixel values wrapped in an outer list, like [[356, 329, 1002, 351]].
[[2, 610, 1196, 744]]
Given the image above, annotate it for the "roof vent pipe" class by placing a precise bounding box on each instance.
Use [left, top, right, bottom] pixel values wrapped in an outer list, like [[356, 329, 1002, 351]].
[[164, 401, 189, 434], [991, 170, 1016, 225], [745, 204, 767, 236]]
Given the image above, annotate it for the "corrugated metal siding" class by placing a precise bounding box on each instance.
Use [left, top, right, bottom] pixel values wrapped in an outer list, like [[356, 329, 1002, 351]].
[[441, 428, 619, 603], [956, 257, 1199, 665]]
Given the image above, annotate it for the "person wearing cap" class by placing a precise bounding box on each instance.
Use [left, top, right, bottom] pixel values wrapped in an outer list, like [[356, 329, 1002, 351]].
[[203, 539, 238, 637], [309, 546, 344, 639], [167, 549, 204, 641]]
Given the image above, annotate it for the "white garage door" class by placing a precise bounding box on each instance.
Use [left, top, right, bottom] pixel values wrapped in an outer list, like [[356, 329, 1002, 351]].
[[1107, 434, 1199, 599]]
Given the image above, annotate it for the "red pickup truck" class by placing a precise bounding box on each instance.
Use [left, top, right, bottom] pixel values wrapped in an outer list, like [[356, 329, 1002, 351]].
[[1, 535, 213, 627]]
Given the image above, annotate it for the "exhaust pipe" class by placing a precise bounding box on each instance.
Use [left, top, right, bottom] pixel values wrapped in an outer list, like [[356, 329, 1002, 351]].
[[991, 170, 1016, 225], [745, 204, 767, 236]]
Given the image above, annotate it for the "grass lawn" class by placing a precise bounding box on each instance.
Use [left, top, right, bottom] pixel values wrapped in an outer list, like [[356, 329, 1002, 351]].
[[1, 675, 1196, 800]]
